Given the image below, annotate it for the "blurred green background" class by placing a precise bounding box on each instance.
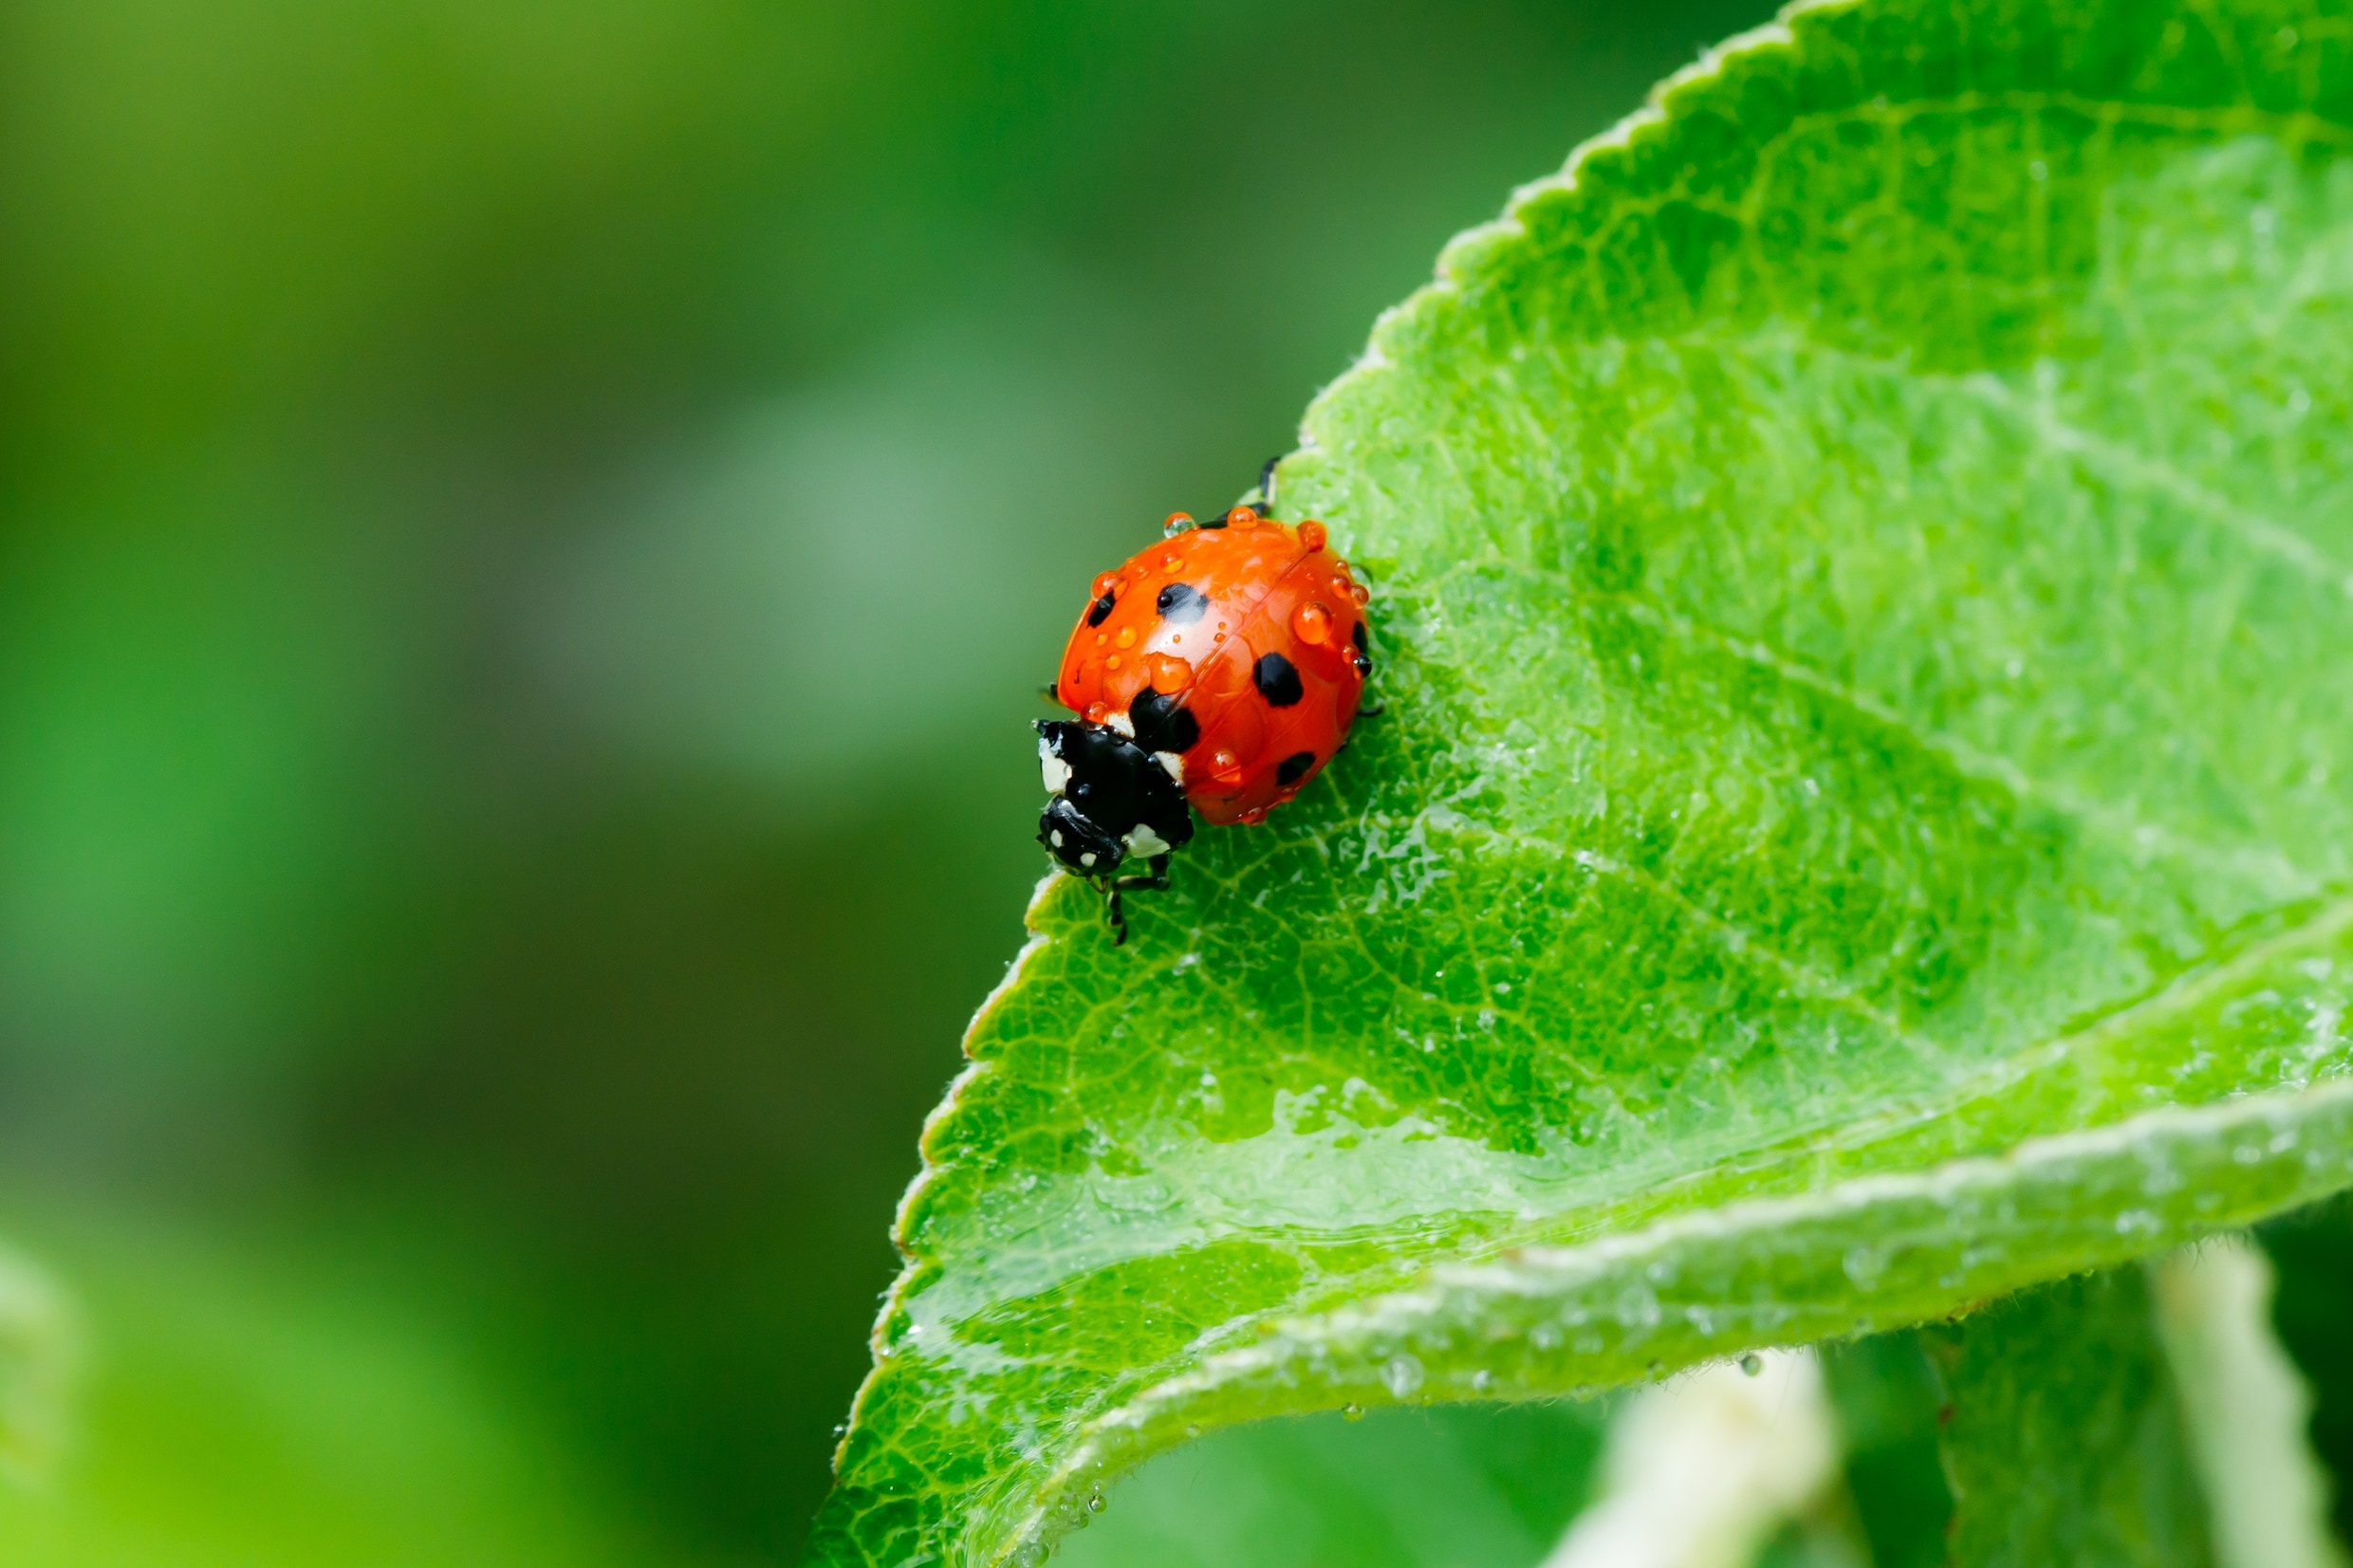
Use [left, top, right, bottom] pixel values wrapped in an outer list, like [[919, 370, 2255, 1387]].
[[0, 2, 1805, 1561]]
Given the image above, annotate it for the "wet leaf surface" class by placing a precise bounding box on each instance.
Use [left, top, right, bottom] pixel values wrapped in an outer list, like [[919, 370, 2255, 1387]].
[[808, 0, 2353, 1560]]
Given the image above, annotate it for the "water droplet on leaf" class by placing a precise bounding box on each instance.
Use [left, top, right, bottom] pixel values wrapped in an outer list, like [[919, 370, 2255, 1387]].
[[1381, 1355, 1425, 1398]]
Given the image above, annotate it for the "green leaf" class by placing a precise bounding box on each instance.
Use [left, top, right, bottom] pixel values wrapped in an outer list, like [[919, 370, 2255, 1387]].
[[1924, 1270, 2214, 1566], [808, 0, 2353, 1561], [0, 1210, 649, 1568], [1056, 1401, 1610, 1568], [1820, 1334, 1952, 1568], [0, 1240, 75, 1491], [2259, 1198, 2353, 1552]]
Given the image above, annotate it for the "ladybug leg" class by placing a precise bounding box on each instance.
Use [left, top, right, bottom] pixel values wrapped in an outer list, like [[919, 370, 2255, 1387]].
[[1114, 852, 1173, 895], [1102, 852, 1172, 947]]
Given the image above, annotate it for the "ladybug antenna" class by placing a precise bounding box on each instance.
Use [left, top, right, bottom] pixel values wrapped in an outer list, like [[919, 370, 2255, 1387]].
[[1256, 454, 1280, 515]]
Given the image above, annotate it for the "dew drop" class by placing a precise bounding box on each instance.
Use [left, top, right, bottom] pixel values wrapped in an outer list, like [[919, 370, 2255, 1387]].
[[1842, 1245, 1887, 1290], [1739, 1352, 1763, 1377], [1115, 626, 1138, 649], [1349, 583, 1371, 605], [1291, 601, 1334, 645], [1162, 511, 1195, 534], [1147, 653, 1195, 692], [1092, 571, 1119, 597], [1227, 507, 1258, 528], [1342, 1403, 1364, 1421], [1210, 748, 1240, 777], [1084, 701, 1109, 724], [1242, 806, 1267, 823], [1086, 1486, 1106, 1515], [1105, 654, 1122, 671], [1161, 554, 1182, 571], [1300, 520, 1327, 551], [1093, 632, 1107, 647], [1015, 1545, 1047, 1568]]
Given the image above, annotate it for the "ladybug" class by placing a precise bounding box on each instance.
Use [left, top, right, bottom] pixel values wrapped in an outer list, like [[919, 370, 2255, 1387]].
[[1036, 466, 1374, 943]]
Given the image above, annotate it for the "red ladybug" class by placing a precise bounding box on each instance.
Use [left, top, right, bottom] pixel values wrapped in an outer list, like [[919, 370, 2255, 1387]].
[[1036, 473, 1373, 942]]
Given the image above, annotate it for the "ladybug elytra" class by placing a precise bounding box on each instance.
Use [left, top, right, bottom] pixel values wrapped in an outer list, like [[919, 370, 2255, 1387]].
[[1036, 468, 1374, 943]]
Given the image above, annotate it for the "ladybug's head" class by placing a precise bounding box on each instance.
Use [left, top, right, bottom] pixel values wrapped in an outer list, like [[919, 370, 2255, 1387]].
[[1034, 718, 1195, 877]]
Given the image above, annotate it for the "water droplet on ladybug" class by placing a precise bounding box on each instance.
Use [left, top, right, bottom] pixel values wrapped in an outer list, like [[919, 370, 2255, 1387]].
[[1162, 511, 1195, 534], [1146, 653, 1194, 692], [1300, 521, 1327, 551], [1291, 601, 1333, 645], [1349, 583, 1370, 605], [1242, 806, 1267, 823], [1115, 627, 1138, 649], [1161, 554, 1182, 571], [1221, 507, 1253, 528], [1105, 654, 1122, 671], [1093, 571, 1119, 597], [1084, 702, 1109, 724], [1210, 747, 1240, 776], [1094, 632, 1107, 647]]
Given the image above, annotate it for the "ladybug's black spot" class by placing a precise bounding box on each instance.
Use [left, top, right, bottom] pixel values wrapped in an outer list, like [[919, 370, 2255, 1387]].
[[1253, 651, 1304, 707], [1157, 582, 1210, 623], [1276, 750, 1316, 787], [1087, 592, 1117, 627], [1130, 688, 1200, 755]]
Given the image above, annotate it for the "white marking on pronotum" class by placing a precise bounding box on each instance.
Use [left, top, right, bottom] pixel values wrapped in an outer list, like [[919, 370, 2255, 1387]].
[[1105, 710, 1136, 738], [1154, 750, 1184, 784], [1038, 737, 1070, 796], [1123, 824, 1172, 858]]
